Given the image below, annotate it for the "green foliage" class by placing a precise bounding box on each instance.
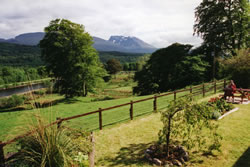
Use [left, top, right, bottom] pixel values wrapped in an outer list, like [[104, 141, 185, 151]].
[[123, 54, 150, 71], [133, 43, 209, 95], [74, 152, 89, 167], [0, 42, 43, 66], [220, 49, 250, 88], [0, 42, 146, 68], [40, 19, 106, 97], [0, 66, 45, 86], [194, 0, 249, 56], [0, 95, 25, 109], [212, 110, 222, 120], [8, 116, 91, 167], [37, 66, 48, 78], [158, 97, 222, 156], [98, 51, 145, 64], [208, 97, 234, 113], [105, 58, 122, 75]]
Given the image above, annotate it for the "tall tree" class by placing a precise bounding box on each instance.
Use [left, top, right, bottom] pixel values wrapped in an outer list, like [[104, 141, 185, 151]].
[[105, 58, 122, 75], [220, 48, 250, 88], [194, 0, 249, 56], [40, 19, 106, 97], [133, 43, 209, 95]]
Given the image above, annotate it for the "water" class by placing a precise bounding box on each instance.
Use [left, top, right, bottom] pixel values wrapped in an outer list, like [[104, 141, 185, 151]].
[[0, 83, 47, 98]]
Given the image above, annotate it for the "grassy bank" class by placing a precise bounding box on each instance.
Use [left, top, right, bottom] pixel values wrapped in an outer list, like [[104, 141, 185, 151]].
[[94, 102, 250, 167], [0, 78, 51, 89]]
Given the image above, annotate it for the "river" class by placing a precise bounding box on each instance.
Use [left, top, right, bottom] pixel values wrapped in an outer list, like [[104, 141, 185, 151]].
[[0, 83, 47, 98]]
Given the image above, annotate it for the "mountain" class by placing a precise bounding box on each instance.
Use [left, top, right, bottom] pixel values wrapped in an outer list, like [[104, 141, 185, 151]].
[[2, 32, 45, 46], [0, 33, 157, 53]]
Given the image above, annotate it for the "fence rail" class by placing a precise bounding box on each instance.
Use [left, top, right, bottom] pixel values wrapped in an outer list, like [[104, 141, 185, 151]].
[[0, 79, 228, 166]]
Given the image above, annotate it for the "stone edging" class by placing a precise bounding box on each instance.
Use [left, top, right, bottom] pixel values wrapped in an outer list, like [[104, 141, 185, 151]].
[[218, 107, 239, 120]]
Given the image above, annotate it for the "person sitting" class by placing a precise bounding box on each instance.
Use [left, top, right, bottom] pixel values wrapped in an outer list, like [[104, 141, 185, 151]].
[[224, 80, 236, 102]]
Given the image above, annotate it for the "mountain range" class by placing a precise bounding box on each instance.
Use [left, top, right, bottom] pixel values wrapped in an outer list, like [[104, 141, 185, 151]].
[[0, 32, 157, 53]]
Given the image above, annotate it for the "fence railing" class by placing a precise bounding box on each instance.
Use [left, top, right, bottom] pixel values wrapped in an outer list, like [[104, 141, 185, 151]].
[[0, 79, 228, 166]]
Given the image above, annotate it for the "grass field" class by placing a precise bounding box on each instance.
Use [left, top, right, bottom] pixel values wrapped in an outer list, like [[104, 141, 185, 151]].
[[0, 74, 225, 159], [0, 80, 221, 143], [94, 102, 250, 167]]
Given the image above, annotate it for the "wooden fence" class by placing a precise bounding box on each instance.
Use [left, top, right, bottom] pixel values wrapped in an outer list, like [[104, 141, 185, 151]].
[[0, 79, 228, 166]]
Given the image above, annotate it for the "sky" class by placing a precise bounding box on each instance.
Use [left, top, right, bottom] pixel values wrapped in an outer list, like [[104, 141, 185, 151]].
[[0, 0, 203, 48]]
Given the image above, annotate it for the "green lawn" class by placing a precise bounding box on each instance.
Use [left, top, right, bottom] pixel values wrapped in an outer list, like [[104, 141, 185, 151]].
[[0, 81, 222, 143], [94, 102, 250, 167]]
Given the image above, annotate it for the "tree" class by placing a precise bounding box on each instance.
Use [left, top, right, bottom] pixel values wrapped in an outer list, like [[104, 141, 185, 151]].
[[220, 48, 250, 88], [105, 58, 122, 75], [39, 19, 106, 97], [159, 97, 221, 157], [194, 0, 249, 56], [133, 43, 209, 95]]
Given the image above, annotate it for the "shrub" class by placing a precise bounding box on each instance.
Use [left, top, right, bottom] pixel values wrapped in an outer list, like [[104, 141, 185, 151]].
[[0, 95, 25, 109], [208, 97, 234, 113], [103, 75, 111, 82], [8, 116, 91, 167], [33, 89, 46, 96], [212, 110, 222, 120], [159, 97, 222, 157], [220, 49, 250, 88]]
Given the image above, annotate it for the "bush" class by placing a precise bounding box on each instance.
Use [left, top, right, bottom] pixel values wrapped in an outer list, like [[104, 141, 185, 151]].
[[158, 97, 221, 157], [208, 97, 234, 113], [33, 89, 46, 96], [103, 75, 111, 82], [0, 95, 25, 109], [212, 110, 222, 120], [8, 116, 91, 167], [220, 49, 250, 88]]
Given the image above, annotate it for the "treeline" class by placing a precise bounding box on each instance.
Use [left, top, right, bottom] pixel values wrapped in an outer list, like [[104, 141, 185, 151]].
[[98, 51, 145, 64], [0, 42, 43, 66], [0, 66, 47, 86], [0, 42, 145, 67], [133, 43, 250, 95]]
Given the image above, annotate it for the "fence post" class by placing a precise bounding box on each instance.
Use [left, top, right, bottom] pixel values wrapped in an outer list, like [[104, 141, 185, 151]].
[[203, 84, 205, 97], [153, 95, 157, 112], [190, 86, 192, 94], [214, 80, 217, 94], [56, 117, 62, 129], [89, 132, 95, 167], [174, 91, 176, 101], [99, 108, 102, 130], [0, 141, 5, 167], [224, 79, 226, 88], [130, 101, 133, 120]]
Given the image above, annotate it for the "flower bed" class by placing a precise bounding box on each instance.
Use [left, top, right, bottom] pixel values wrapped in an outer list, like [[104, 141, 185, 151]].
[[208, 97, 235, 120]]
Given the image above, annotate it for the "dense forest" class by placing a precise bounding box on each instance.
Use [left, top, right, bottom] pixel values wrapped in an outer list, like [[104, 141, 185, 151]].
[[0, 42, 43, 66], [0, 42, 145, 67]]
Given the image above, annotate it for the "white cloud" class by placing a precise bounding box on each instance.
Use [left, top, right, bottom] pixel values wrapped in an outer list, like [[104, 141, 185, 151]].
[[0, 0, 203, 48]]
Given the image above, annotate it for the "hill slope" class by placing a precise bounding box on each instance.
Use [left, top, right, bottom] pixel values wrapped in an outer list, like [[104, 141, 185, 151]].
[[0, 42, 145, 66]]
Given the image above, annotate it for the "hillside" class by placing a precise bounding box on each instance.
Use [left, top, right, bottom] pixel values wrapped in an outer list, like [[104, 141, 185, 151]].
[[0, 42, 145, 66], [0, 42, 43, 66]]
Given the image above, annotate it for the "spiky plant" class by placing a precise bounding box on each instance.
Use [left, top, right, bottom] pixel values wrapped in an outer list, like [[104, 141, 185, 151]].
[[9, 116, 91, 167]]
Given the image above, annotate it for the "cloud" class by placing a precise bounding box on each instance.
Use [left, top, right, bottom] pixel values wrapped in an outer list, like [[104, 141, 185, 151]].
[[0, 0, 203, 48]]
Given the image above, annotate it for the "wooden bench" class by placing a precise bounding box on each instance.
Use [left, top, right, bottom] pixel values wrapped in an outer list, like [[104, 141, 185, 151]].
[[222, 88, 250, 103], [235, 88, 250, 103]]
